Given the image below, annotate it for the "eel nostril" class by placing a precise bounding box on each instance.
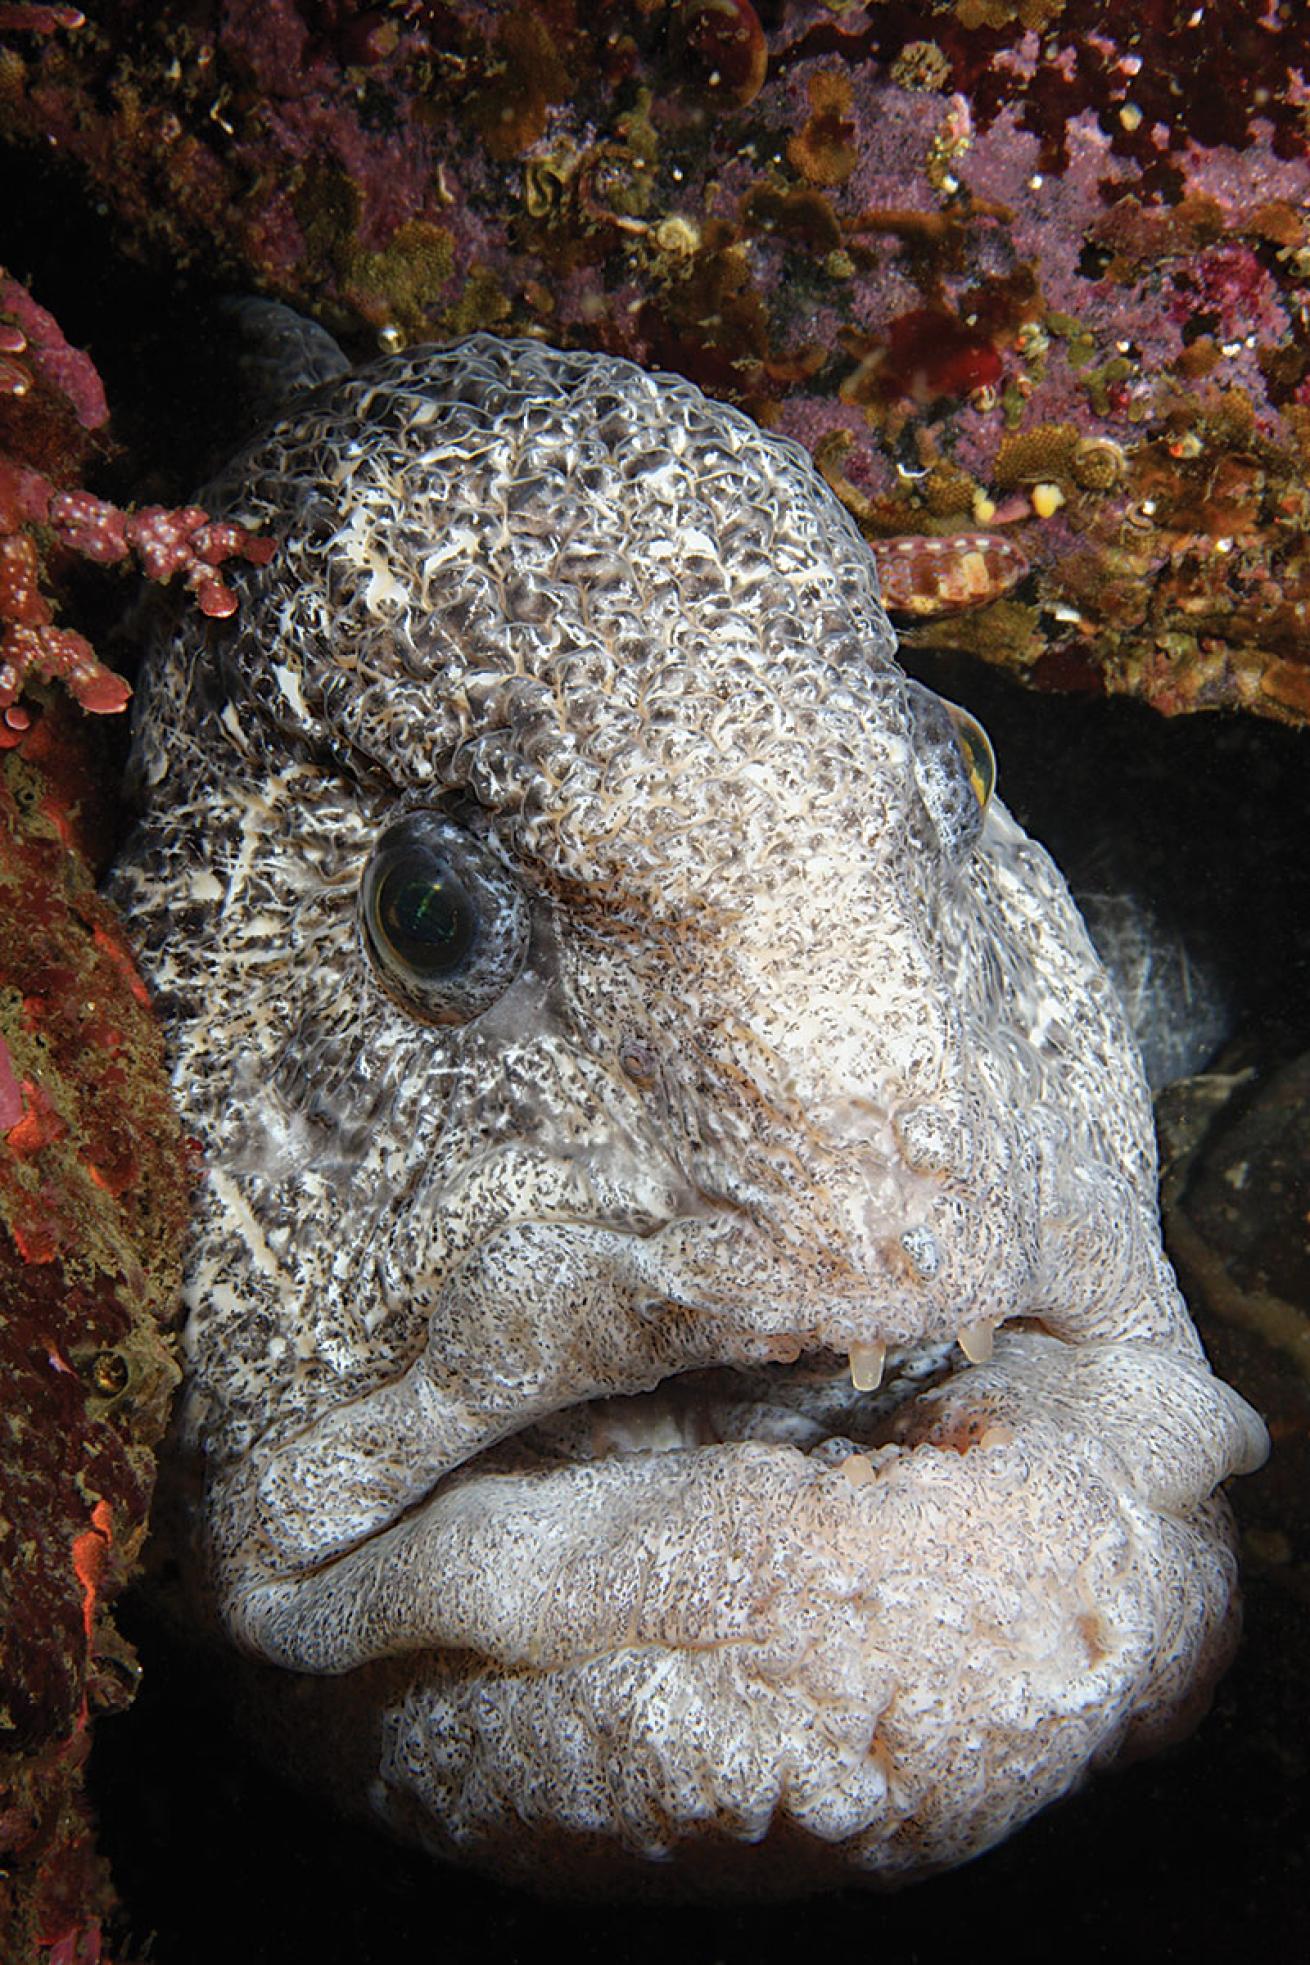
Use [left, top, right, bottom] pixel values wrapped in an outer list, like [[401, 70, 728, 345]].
[[619, 1036, 659, 1088]]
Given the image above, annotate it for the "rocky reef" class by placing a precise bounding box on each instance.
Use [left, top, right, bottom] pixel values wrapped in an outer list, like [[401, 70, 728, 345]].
[[0, 258, 267, 1965], [0, 687, 188, 1965], [4, 2, 1310, 719]]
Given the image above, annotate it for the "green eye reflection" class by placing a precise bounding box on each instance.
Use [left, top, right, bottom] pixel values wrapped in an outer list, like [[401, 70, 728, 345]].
[[943, 700, 996, 814], [375, 858, 476, 976], [361, 813, 529, 1024]]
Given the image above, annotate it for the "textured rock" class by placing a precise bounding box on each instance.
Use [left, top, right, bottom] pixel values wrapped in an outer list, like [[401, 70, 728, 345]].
[[0, 698, 188, 1964], [6, 2, 1310, 720]]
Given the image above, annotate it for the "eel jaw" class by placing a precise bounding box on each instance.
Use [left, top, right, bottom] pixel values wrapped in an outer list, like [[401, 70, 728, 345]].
[[233, 1204, 945, 1581], [209, 1324, 1265, 1895], [194, 1196, 1268, 1895]]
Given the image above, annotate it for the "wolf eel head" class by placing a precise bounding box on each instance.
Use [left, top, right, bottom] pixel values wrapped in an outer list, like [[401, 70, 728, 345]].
[[111, 335, 1267, 1895]]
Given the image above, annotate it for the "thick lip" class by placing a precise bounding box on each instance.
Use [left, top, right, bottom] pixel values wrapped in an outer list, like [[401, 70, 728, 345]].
[[236, 1204, 945, 1574], [214, 1310, 1268, 1684]]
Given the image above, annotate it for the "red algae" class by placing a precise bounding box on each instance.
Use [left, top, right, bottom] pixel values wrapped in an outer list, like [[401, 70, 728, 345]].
[[0, 259, 231, 1965], [0, 270, 276, 728]]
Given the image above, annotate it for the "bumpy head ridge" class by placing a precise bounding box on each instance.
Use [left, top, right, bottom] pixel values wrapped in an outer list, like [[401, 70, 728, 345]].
[[112, 335, 1267, 1896]]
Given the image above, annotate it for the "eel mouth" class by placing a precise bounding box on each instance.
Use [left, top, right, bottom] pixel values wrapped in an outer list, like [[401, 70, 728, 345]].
[[223, 1306, 1265, 1685], [208, 1173, 1268, 1802], [510, 1340, 962, 1473], [215, 1297, 1266, 1887]]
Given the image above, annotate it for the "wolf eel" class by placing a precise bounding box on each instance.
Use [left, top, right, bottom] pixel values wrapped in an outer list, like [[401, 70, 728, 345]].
[[110, 335, 1269, 1896]]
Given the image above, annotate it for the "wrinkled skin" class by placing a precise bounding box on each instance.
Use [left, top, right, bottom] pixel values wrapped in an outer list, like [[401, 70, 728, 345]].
[[111, 338, 1268, 1896]]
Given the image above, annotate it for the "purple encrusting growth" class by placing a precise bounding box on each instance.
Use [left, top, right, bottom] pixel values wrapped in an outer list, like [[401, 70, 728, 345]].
[[5, 2, 1310, 717]]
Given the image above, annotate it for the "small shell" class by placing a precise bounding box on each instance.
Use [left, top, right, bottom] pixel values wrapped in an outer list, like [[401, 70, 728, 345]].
[[871, 531, 1029, 618]]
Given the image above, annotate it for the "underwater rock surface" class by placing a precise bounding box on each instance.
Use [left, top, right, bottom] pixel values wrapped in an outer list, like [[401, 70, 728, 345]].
[[0, 698, 188, 1965], [6, 2, 1310, 721]]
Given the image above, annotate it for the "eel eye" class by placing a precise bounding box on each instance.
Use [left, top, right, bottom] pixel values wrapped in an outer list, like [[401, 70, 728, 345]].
[[361, 812, 528, 1023], [943, 700, 996, 814], [903, 680, 997, 861]]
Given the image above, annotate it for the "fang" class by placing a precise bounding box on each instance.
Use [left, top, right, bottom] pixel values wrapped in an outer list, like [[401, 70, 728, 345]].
[[849, 1339, 887, 1392]]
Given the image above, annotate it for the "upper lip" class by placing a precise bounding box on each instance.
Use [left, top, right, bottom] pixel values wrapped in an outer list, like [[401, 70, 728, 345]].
[[237, 1201, 955, 1580], [216, 1332, 964, 1677]]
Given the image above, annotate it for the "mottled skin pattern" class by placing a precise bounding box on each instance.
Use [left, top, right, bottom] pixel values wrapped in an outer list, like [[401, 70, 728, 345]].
[[110, 337, 1267, 1895]]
